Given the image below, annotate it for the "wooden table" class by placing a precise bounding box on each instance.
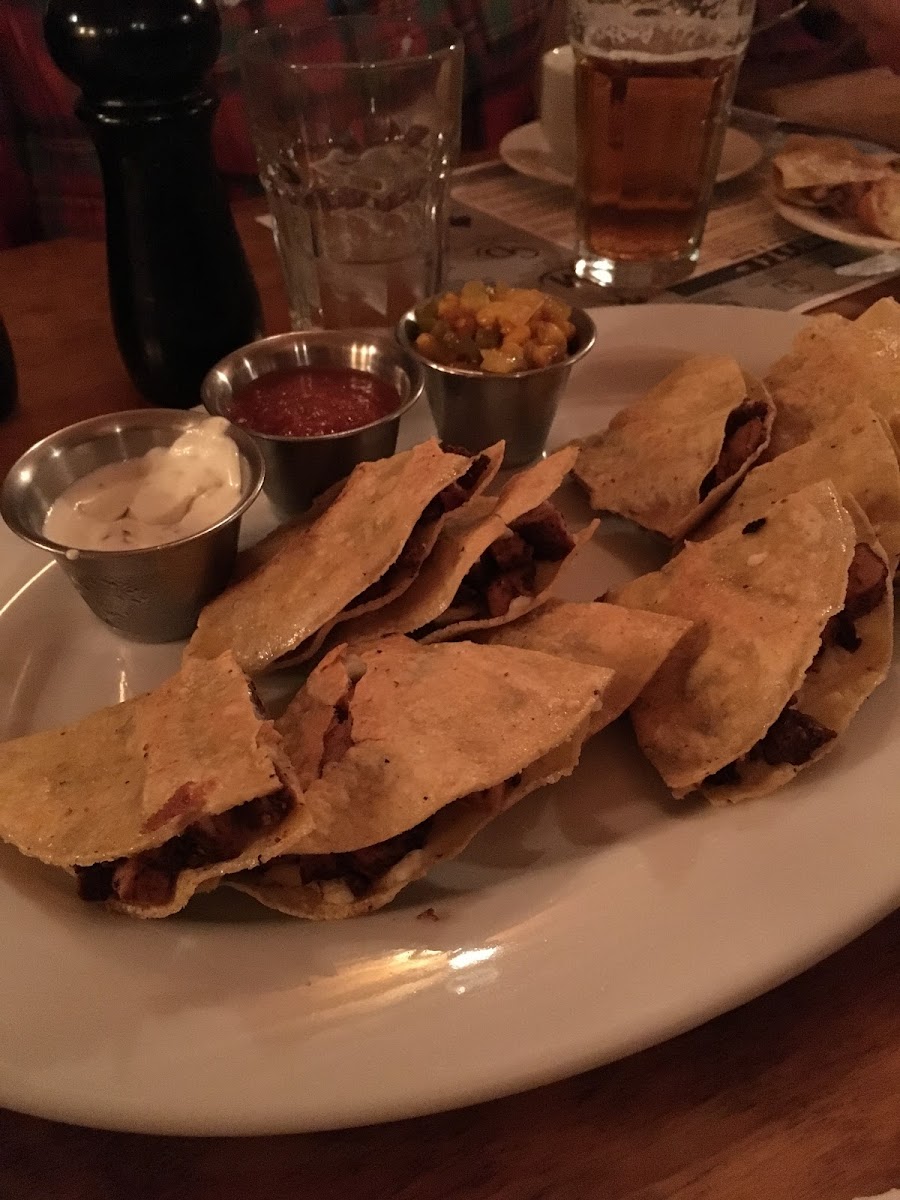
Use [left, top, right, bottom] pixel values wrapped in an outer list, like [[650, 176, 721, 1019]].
[[2, 204, 899, 1200]]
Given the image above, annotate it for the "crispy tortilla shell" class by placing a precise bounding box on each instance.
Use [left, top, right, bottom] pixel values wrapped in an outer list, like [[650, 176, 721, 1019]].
[[765, 300, 900, 458], [231, 635, 611, 918], [230, 712, 598, 919], [186, 440, 475, 675], [418, 520, 597, 644], [285, 441, 506, 666], [337, 447, 582, 645], [0, 652, 291, 867], [609, 481, 857, 797], [771, 135, 896, 204], [269, 635, 611, 856], [573, 356, 775, 540], [701, 499, 893, 803], [695, 404, 900, 568], [475, 598, 691, 729]]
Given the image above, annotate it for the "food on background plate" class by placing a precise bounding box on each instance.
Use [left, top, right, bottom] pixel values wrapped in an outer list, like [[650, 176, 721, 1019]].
[[474, 598, 692, 730], [764, 299, 900, 458], [413, 281, 576, 374], [334, 447, 590, 646], [0, 653, 307, 917], [694, 403, 900, 569], [186, 438, 501, 674], [42, 416, 243, 551], [771, 134, 898, 217], [573, 355, 775, 540], [227, 365, 401, 438], [856, 175, 900, 241], [609, 482, 893, 804], [228, 636, 612, 918]]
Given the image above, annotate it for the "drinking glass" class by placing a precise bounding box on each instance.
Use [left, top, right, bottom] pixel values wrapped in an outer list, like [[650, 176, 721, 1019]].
[[569, 0, 756, 295], [239, 17, 463, 330]]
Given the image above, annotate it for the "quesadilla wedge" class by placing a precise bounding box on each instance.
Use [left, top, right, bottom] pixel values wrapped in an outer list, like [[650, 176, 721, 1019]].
[[695, 403, 900, 569], [609, 481, 893, 803], [228, 635, 612, 917], [573, 356, 775, 540], [474, 598, 692, 730], [0, 653, 307, 917], [334, 447, 589, 645], [765, 299, 900, 458], [186, 439, 501, 674], [771, 135, 897, 212]]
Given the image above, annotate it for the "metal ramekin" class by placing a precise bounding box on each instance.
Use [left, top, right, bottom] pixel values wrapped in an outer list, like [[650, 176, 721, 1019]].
[[0, 409, 265, 643], [201, 329, 424, 515], [396, 304, 596, 467]]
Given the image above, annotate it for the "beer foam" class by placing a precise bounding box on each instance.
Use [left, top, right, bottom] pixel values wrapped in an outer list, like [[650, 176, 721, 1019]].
[[569, 1, 751, 59], [573, 44, 743, 64]]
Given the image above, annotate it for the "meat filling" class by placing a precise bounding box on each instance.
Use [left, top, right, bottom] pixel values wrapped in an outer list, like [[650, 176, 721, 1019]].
[[703, 699, 837, 789], [76, 790, 293, 908], [353, 453, 491, 606], [699, 400, 770, 499], [453, 502, 575, 620], [752, 705, 836, 767], [702, 545, 884, 790], [844, 543, 888, 619], [822, 542, 888, 653], [797, 182, 868, 215], [279, 817, 435, 899], [321, 699, 354, 769]]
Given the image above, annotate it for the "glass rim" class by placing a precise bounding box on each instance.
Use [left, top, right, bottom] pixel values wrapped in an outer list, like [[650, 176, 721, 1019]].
[[238, 15, 463, 71]]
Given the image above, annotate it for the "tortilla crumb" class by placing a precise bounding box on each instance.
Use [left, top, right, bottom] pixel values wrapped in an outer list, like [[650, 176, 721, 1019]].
[[417, 907, 441, 922]]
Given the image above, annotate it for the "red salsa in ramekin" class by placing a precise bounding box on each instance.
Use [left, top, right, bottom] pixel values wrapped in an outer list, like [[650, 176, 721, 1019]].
[[228, 366, 400, 438]]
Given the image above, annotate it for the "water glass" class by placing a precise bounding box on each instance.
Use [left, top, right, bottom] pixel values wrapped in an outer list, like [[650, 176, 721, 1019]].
[[239, 17, 463, 330], [569, 0, 755, 296]]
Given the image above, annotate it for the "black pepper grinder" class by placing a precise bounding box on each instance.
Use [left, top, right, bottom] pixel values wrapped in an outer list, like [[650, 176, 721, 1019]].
[[0, 317, 17, 421], [44, 0, 262, 408]]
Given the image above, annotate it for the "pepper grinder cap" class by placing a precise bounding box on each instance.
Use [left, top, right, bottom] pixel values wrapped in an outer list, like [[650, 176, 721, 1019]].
[[44, 0, 221, 104]]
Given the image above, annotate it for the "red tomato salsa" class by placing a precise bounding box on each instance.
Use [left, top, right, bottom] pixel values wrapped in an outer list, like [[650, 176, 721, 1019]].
[[228, 367, 400, 437]]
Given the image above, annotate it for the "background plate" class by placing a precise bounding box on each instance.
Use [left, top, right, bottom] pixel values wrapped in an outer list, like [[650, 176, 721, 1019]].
[[499, 123, 763, 189], [774, 198, 900, 252], [1, 306, 899, 1136]]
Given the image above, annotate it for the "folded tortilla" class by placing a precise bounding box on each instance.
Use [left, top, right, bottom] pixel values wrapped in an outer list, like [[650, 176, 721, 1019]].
[[186, 439, 501, 674], [765, 299, 900, 459], [335, 447, 589, 645], [771, 135, 897, 209], [695, 403, 900, 569], [609, 481, 893, 803], [573, 356, 775, 540], [0, 653, 307, 917], [474, 598, 691, 730], [229, 635, 612, 917]]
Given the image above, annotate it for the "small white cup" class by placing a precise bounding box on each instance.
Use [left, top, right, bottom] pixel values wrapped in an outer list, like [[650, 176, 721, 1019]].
[[539, 45, 576, 176]]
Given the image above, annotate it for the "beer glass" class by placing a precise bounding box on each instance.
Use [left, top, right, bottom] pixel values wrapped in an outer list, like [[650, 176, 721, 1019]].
[[569, 0, 755, 295], [240, 17, 462, 330]]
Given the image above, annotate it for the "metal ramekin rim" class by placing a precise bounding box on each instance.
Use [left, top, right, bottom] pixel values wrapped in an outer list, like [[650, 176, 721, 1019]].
[[395, 303, 597, 380], [200, 329, 425, 444]]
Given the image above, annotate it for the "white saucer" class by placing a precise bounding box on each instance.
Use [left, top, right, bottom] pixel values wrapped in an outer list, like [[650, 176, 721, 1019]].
[[499, 122, 763, 189], [774, 198, 900, 253]]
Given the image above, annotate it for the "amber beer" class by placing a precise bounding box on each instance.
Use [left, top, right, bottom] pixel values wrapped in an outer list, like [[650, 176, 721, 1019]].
[[574, 49, 740, 278]]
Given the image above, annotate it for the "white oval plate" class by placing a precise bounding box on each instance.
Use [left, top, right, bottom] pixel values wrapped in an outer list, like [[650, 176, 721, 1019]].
[[2, 305, 899, 1137], [774, 197, 900, 252], [499, 122, 763, 189]]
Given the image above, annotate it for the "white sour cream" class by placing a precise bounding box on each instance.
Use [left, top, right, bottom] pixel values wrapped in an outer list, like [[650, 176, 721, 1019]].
[[43, 417, 243, 551]]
